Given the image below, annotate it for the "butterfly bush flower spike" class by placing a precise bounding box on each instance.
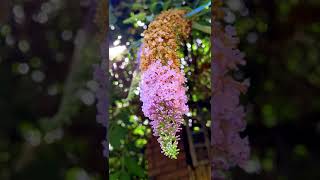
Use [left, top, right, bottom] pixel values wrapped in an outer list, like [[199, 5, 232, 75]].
[[140, 61, 188, 158], [139, 9, 191, 158]]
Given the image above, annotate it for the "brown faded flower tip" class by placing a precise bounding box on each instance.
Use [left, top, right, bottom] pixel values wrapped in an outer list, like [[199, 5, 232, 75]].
[[140, 9, 191, 71]]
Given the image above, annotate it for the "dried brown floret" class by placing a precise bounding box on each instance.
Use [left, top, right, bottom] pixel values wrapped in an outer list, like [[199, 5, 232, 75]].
[[140, 9, 191, 71]]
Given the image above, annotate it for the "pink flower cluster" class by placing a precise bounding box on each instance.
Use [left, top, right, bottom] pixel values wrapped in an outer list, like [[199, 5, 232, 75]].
[[140, 60, 189, 158], [212, 22, 250, 178]]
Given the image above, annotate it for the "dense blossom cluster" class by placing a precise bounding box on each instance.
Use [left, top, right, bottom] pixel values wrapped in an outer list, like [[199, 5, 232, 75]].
[[140, 9, 191, 71], [139, 9, 191, 158], [140, 61, 188, 158], [212, 13, 250, 179]]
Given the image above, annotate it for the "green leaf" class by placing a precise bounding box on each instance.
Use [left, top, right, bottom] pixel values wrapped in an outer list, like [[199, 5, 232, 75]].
[[119, 171, 130, 180], [150, 2, 164, 14], [133, 125, 145, 136], [109, 125, 127, 149], [125, 156, 144, 177], [135, 138, 147, 148], [163, 0, 172, 10], [123, 13, 146, 24], [192, 22, 211, 34], [110, 172, 120, 180], [131, 3, 145, 11], [185, 1, 211, 18]]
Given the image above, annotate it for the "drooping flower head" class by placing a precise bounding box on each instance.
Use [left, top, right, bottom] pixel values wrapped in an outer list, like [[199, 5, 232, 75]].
[[139, 9, 191, 159], [140, 60, 188, 159]]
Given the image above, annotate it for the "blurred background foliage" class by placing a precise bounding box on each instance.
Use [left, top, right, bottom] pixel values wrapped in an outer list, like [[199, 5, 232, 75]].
[[108, 0, 211, 179], [226, 0, 320, 179], [0, 0, 106, 179]]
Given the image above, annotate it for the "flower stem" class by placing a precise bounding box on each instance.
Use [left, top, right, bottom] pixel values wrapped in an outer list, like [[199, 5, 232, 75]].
[[184, 1, 211, 18], [192, 22, 211, 34]]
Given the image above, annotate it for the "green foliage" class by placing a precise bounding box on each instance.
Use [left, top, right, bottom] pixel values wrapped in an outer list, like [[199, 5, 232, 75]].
[[0, 0, 106, 178], [192, 22, 211, 34], [123, 13, 147, 24], [125, 156, 145, 177], [109, 125, 127, 149]]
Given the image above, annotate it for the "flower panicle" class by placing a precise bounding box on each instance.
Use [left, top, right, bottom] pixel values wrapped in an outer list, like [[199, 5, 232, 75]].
[[139, 9, 191, 159], [140, 60, 188, 158]]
